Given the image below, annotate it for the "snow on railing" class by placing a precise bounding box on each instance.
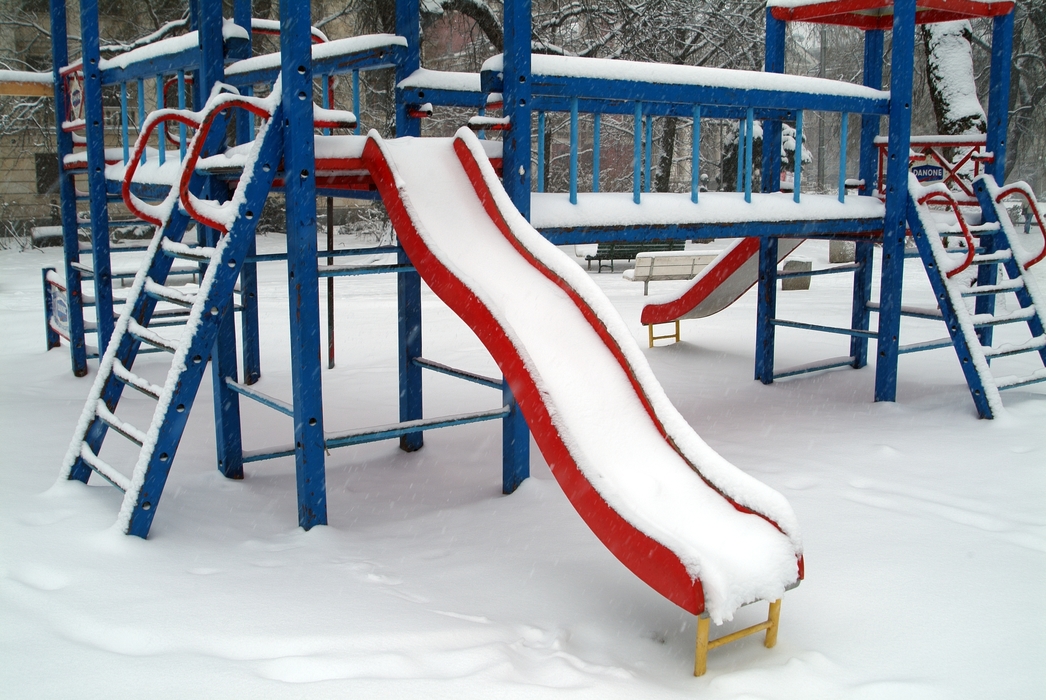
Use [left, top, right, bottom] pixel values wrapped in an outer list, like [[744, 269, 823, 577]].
[[993, 181, 1046, 269], [916, 182, 978, 278]]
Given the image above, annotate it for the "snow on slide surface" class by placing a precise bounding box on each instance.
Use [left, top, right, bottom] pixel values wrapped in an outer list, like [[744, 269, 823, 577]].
[[641, 237, 804, 325], [362, 128, 801, 623]]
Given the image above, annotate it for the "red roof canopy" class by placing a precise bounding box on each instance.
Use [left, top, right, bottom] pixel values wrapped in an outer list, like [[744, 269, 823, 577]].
[[768, 0, 1013, 29]]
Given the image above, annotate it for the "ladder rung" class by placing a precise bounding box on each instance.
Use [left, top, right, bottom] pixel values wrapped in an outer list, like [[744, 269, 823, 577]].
[[971, 307, 1037, 328], [79, 444, 130, 491], [127, 318, 178, 354], [970, 250, 1012, 265], [161, 238, 217, 262], [983, 336, 1046, 359], [144, 279, 197, 308], [112, 359, 163, 400], [997, 369, 1046, 390], [96, 403, 146, 446], [961, 279, 1025, 296]]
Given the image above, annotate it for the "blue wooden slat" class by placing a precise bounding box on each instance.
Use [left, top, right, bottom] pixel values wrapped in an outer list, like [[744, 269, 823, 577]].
[[539, 217, 884, 246], [838, 112, 848, 203], [569, 98, 578, 204], [353, 70, 361, 134], [644, 113, 652, 193], [537, 111, 545, 193], [137, 78, 146, 165], [177, 70, 186, 160], [156, 75, 165, 166], [592, 112, 601, 193], [691, 105, 700, 203], [793, 111, 803, 203], [633, 102, 642, 204], [735, 117, 745, 192], [744, 107, 754, 203]]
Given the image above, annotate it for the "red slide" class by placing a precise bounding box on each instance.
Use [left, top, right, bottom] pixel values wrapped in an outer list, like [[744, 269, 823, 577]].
[[641, 238, 804, 326], [362, 128, 802, 622]]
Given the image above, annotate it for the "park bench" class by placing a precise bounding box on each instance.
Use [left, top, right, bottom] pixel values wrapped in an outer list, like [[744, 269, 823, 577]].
[[585, 240, 685, 272], [626, 250, 722, 295]]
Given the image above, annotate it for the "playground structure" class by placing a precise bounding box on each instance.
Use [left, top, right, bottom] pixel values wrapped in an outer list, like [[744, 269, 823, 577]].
[[41, 0, 1043, 676]]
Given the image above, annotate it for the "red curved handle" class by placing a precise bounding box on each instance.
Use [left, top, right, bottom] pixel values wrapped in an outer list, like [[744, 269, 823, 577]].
[[122, 111, 203, 226], [995, 184, 1046, 269], [919, 189, 976, 278], [177, 98, 273, 233]]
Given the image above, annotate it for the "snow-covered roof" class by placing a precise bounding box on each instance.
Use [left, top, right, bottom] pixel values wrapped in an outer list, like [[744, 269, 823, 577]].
[[767, 0, 1013, 29]]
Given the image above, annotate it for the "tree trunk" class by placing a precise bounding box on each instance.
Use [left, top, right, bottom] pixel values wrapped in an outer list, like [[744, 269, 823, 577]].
[[922, 21, 986, 136], [655, 118, 676, 192]]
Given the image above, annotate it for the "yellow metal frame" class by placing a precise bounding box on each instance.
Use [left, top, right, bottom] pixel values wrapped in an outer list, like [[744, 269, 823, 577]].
[[647, 320, 680, 348], [694, 599, 781, 676]]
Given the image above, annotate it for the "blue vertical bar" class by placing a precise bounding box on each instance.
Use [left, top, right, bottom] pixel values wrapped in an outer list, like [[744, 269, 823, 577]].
[[79, 0, 115, 355], [644, 114, 652, 192], [502, 380, 529, 493], [281, 0, 328, 528], [794, 111, 803, 202], [985, 12, 1014, 179], [691, 105, 701, 203], [838, 112, 848, 203], [396, 0, 425, 452], [502, 0, 532, 219], [735, 118, 745, 192], [875, 0, 917, 404], [744, 107, 754, 203], [569, 98, 578, 204], [233, 0, 260, 386], [763, 10, 786, 193], [121, 83, 129, 163], [352, 70, 361, 135], [177, 70, 187, 160], [156, 75, 166, 166], [50, 0, 88, 377], [592, 112, 600, 192], [633, 102, 642, 204], [137, 78, 146, 165], [755, 237, 779, 384], [852, 28, 884, 369], [536, 111, 545, 193]]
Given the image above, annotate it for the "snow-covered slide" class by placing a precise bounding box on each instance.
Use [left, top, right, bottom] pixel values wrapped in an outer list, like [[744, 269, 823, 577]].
[[640, 238, 803, 326], [362, 128, 802, 622]]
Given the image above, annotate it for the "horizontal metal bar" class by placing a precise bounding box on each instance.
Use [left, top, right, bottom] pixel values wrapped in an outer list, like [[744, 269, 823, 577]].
[[897, 338, 955, 354], [865, 301, 943, 321], [325, 406, 510, 450], [413, 357, 502, 390], [776, 263, 861, 279], [774, 356, 856, 379], [242, 446, 296, 463], [998, 373, 1046, 391], [771, 319, 878, 339], [225, 378, 294, 417], [246, 246, 402, 264], [318, 263, 416, 278]]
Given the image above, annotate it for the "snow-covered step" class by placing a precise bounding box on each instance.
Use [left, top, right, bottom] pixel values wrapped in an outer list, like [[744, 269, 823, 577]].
[[969, 306, 1037, 327], [95, 403, 147, 446], [960, 278, 1025, 296], [111, 358, 163, 400], [78, 444, 130, 492], [161, 238, 217, 262], [127, 318, 178, 354], [997, 368, 1046, 390], [970, 250, 1012, 265], [982, 335, 1046, 359]]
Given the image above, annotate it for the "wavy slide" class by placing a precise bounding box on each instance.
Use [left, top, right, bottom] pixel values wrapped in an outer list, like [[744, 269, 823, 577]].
[[362, 128, 802, 622], [641, 238, 804, 326]]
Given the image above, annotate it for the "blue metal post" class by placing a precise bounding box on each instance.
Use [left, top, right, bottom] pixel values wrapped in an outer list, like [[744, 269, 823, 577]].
[[156, 75, 166, 166], [536, 111, 545, 193], [353, 70, 361, 134], [644, 113, 653, 192], [735, 118, 745, 192], [692, 105, 701, 203], [50, 0, 88, 376], [874, 0, 917, 403], [745, 107, 754, 203], [634, 101, 642, 204], [120, 83, 129, 163], [851, 28, 884, 369], [985, 12, 1013, 180], [502, 0, 532, 219], [43, 268, 61, 350], [233, 0, 260, 386], [79, 0, 115, 355], [838, 112, 848, 202], [177, 70, 187, 160], [137, 78, 146, 165], [502, 380, 529, 493], [763, 10, 785, 193], [396, 0, 425, 452], [569, 98, 578, 204], [281, 0, 328, 528], [755, 237, 779, 384], [793, 111, 803, 202], [592, 112, 600, 192]]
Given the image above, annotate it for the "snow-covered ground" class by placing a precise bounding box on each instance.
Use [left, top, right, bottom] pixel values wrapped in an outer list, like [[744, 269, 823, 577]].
[[2, 235, 1043, 698]]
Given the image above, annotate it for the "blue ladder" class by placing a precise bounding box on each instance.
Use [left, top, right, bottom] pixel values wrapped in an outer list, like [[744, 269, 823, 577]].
[[59, 100, 285, 537], [905, 173, 1046, 418]]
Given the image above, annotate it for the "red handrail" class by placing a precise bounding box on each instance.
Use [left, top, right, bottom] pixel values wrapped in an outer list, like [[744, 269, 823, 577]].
[[994, 183, 1046, 269], [918, 188, 977, 278], [177, 98, 274, 233], [122, 110, 203, 226]]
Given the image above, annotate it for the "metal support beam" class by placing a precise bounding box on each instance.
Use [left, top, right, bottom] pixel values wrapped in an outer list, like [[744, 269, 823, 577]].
[[755, 237, 779, 384], [502, 0, 532, 218], [762, 10, 786, 193]]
